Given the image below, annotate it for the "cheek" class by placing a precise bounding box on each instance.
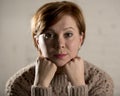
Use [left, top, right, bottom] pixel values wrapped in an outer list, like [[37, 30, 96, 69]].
[[67, 40, 80, 56]]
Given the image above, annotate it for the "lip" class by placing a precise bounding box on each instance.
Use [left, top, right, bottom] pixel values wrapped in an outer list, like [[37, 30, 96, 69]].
[[54, 54, 67, 58]]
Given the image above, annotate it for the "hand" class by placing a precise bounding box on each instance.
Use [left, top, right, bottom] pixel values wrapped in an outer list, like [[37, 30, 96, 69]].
[[34, 57, 57, 87], [64, 57, 85, 86]]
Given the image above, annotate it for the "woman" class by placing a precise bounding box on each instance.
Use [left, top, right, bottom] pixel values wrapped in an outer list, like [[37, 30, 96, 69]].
[[5, 1, 114, 96]]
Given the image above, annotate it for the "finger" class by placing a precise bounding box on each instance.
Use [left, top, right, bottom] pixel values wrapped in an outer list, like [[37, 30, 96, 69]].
[[70, 56, 80, 62], [66, 58, 74, 64], [46, 57, 51, 61], [75, 56, 81, 59], [37, 57, 44, 64]]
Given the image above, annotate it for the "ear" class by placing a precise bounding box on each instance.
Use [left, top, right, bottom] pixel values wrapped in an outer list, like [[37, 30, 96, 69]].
[[34, 36, 42, 55], [34, 36, 39, 49], [79, 32, 84, 45]]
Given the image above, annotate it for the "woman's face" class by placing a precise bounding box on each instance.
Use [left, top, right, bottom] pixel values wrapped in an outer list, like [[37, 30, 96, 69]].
[[37, 15, 83, 67]]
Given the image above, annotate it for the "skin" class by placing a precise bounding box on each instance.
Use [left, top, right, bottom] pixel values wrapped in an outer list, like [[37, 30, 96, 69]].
[[34, 15, 85, 87]]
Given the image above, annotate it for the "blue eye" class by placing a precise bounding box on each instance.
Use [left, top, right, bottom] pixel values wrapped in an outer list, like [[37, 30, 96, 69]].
[[64, 32, 73, 38]]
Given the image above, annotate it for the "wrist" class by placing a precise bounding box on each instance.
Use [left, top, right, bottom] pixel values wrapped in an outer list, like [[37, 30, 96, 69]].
[[34, 81, 49, 88], [72, 80, 85, 86], [34, 79, 50, 88]]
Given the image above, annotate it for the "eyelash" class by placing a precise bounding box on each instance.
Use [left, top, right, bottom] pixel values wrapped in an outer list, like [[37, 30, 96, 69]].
[[64, 32, 73, 38], [43, 31, 73, 40], [43, 33, 55, 39]]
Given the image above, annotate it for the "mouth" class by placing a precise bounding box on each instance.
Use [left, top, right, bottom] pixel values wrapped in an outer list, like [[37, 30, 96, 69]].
[[54, 54, 67, 59]]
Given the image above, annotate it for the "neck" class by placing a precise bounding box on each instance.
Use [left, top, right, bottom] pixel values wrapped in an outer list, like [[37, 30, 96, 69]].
[[55, 67, 65, 75]]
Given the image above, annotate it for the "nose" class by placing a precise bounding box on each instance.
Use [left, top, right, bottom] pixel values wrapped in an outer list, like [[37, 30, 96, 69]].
[[54, 36, 65, 49]]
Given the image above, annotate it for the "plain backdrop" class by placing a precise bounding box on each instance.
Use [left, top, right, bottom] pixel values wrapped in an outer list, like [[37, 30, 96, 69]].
[[0, 0, 120, 96]]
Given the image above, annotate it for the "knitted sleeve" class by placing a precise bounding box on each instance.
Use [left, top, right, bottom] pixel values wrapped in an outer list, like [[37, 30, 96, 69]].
[[31, 85, 52, 96], [31, 85, 88, 96], [69, 85, 88, 96]]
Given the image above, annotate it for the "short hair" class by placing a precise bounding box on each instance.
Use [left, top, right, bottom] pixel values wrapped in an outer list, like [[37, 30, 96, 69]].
[[31, 1, 86, 47]]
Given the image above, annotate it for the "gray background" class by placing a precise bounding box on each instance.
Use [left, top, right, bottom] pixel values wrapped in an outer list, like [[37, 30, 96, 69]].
[[0, 0, 120, 96]]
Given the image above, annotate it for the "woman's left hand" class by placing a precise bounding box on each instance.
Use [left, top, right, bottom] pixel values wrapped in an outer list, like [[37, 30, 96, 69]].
[[64, 57, 85, 86]]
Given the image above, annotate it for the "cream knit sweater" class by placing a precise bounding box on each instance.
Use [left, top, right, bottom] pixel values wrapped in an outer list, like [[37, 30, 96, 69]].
[[5, 61, 114, 96]]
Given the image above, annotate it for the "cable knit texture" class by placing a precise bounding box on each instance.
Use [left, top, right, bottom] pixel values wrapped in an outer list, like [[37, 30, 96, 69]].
[[5, 61, 114, 96]]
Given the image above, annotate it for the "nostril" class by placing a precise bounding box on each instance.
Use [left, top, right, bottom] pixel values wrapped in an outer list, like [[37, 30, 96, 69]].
[[54, 42, 65, 49], [61, 45, 65, 48]]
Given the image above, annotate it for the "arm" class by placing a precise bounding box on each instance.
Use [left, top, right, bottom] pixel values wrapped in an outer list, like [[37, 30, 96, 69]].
[[68, 76, 113, 96], [5, 73, 32, 96], [5, 64, 35, 96], [64, 58, 114, 96], [64, 57, 88, 96], [32, 58, 57, 96], [69, 85, 88, 96], [31, 85, 52, 96]]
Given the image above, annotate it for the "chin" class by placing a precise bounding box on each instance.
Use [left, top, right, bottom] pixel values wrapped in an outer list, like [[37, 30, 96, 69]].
[[53, 60, 68, 67], [56, 63, 66, 67], [49, 56, 72, 67]]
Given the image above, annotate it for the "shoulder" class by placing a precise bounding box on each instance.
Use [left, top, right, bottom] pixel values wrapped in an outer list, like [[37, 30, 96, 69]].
[[84, 60, 113, 81], [84, 60, 114, 95], [5, 62, 35, 96]]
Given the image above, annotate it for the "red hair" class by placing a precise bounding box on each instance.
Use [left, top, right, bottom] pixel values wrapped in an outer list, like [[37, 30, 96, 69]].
[[31, 1, 86, 47]]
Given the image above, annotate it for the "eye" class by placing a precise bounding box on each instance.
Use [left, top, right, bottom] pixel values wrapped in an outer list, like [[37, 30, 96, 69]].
[[43, 32, 55, 39], [64, 32, 73, 38]]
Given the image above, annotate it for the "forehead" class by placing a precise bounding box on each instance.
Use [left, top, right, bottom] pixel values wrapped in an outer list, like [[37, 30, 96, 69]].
[[49, 15, 78, 32]]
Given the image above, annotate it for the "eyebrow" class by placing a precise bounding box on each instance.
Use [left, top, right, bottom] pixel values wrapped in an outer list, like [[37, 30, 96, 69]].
[[43, 27, 75, 34], [63, 27, 75, 31], [42, 28, 55, 34], [44, 28, 56, 33]]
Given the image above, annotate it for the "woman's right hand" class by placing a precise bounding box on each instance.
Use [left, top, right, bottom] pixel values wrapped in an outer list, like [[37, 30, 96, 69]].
[[34, 57, 57, 87]]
